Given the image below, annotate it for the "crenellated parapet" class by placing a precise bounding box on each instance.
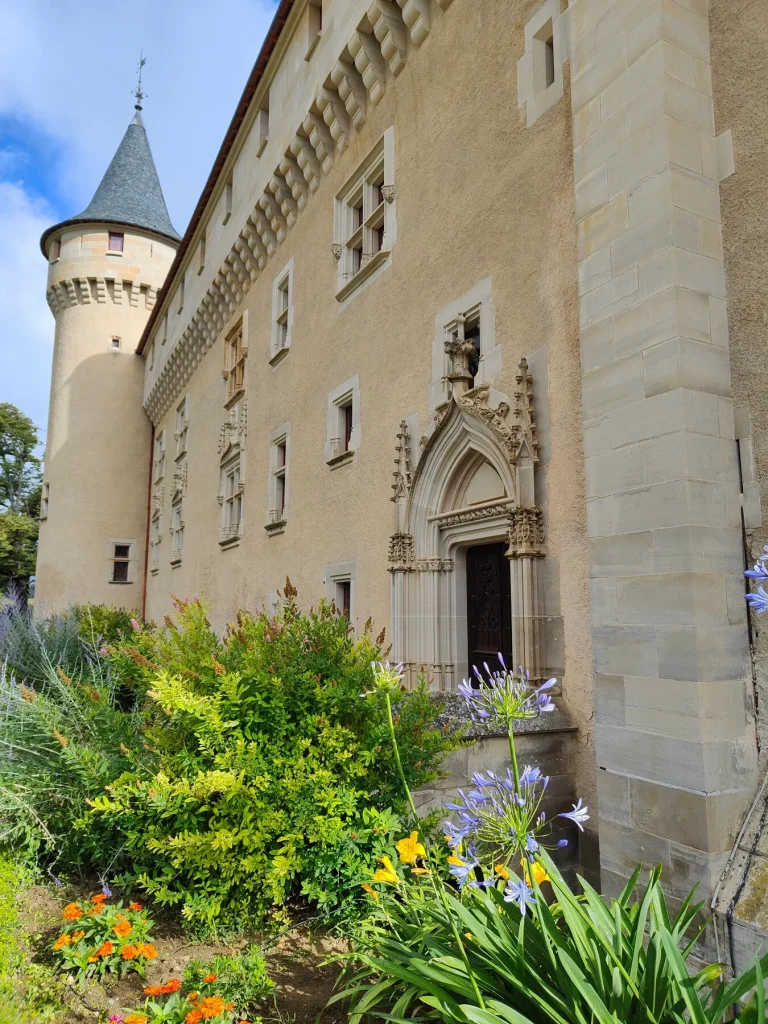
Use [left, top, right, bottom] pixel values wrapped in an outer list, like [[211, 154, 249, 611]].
[[46, 276, 158, 316], [144, 0, 458, 425]]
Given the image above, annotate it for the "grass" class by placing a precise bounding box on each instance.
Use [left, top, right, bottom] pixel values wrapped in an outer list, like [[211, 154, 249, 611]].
[[0, 857, 65, 1024]]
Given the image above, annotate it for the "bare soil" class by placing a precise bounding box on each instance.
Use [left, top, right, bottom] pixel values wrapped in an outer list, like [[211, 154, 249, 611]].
[[17, 884, 348, 1024]]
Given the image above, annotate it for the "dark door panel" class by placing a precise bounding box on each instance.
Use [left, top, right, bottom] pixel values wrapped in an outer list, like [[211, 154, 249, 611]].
[[466, 542, 513, 681]]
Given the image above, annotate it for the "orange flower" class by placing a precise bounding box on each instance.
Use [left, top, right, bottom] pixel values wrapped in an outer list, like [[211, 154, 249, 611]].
[[125, 1016, 149, 1024], [62, 903, 83, 922], [113, 919, 132, 938], [199, 995, 227, 1018], [71, 930, 85, 941], [144, 978, 182, 996], [188, 992, 199, 1003], [121, 944, 139, 961], [53, 933, 72, 951], [226, 1003, 235, 1012], [186, 1012, 203, 1024], [91, 893, 108, 905], [87, 955, 99, 963], [137, 942, 158, 960], [88, 905, 105, 917], [129, 902, 143, 911], [203, 973, 218, 983], [96, 940, 114, 957], [144, 985, 164, 997]]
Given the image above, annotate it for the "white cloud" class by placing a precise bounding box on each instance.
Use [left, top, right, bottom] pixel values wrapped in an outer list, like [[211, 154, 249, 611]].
[[0, 182, 54, 434], [0, 0, 277, 428]]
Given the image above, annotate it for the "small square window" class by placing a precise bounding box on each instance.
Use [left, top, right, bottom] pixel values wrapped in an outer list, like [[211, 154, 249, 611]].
[[111, 543, 131, 583], [111, 336, 121, 350], [108, 232, 124, 253]]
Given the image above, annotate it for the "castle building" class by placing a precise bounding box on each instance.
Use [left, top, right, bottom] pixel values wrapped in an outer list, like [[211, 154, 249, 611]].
[[37, 0, 768, 964]]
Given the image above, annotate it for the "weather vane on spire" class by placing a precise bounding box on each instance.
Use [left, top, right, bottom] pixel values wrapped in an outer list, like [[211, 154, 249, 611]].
[[133, 51, 147, 111]]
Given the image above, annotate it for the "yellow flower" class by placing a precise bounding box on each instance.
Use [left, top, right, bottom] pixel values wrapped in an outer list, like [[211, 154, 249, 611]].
[[495, 863, 510, 881], [373, 856, 400, 884], [411, 867, 431, 875], [447, 854, 466, 867], [521, 858, 550, 886], [396, 831, 426, 865], [361, 883, 379, 900]]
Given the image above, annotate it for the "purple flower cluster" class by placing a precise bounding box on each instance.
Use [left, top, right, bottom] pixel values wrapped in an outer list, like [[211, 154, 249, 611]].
[[457, 657, 556, 728], [746, 545, 768, 613]]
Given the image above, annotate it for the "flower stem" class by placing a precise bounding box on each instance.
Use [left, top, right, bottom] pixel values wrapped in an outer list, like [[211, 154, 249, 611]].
[[384, 692, 485, 1010], [508, 727, 521, 793]]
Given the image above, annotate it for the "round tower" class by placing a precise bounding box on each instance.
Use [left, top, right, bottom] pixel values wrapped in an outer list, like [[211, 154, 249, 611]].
[[36, 104, 180, 614]]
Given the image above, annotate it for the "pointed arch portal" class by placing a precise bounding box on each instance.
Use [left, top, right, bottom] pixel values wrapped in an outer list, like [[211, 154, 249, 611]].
[[389, 359, 546, 691]]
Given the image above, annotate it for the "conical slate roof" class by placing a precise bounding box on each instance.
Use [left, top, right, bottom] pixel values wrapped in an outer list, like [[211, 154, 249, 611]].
[[40, 109, 180, 254]]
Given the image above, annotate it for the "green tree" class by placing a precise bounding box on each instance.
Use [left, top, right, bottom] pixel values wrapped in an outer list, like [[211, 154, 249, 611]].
[[0, 404, 42, 594]]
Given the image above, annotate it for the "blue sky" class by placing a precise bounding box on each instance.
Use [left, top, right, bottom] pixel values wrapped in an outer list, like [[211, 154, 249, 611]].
[[0, 0, 278, 442]]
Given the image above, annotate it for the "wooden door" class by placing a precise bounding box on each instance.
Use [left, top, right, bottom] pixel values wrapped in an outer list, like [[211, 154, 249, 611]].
[[466, 543, 513, 680]]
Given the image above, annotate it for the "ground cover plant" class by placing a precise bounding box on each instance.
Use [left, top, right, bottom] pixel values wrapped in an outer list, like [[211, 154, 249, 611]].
[[334, 660, 768, 1024]]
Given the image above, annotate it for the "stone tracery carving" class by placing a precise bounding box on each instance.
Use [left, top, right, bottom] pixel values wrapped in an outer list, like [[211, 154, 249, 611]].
[[506, 506, 545, 558], [437, 501, 514, 530], [391, 419, 412, 501]]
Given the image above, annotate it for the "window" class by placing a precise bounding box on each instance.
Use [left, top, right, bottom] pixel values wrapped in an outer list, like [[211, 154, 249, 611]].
[[40, 482, 49, 520], [150, 513, 162, 569], [220, 457, 243, 546], [175, 397, 189, 458], [225, 319, 246, 400], [324, 561, 356, 625], [108, 232, 124, 253], [256, 96, 269, 157], [306, 0, 322, 58], [177, 272, 185, 314], [326, 376, 359, 466], [161, 313, 168, 345], [266, 425, 290, 535], [198, 229, 206, 274], [431, 278, 498, 409], [171, 499, 184, 562], [111, 336, 121, 350], [537, 21, 555, 90], [518, 0, 564, 126], [223, 176, 233, 224], [270, 260, 293, 362], [148, 342, 155, 371], [154, 430, 166, 482], [111, 543, 131, 583], [334, 127, 396, 303], [50, 238, 60, 262]]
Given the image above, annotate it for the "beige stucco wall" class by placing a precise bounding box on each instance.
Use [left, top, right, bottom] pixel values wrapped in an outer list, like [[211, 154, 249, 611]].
[[36, 227, 176, 612], [142, 0, 597, 856]]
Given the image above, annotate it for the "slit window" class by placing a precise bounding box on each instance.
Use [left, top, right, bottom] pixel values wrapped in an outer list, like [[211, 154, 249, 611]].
[[50, 238, 60, 262], [337, 580, 351, 620]]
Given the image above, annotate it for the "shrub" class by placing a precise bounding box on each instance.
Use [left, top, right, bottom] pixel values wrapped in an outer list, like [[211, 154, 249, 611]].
[[120, 971, 256, 1024], [75, 603, 141, 649], [184, 944, 273, 1016], [52, 893, 157, 982], [88, 591, 461, 931]]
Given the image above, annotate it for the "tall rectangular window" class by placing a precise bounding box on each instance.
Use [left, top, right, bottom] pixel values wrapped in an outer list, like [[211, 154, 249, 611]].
[[198, 229, 206, 274], [266, 425, 289, 535], [150, 513, 162, 568], [271, 260, 293, 362], [171, 500, 184, 560], [306, 0, 322, 58], [175, 398, 188, 458], [50, 239, 60, 262], [153, 430, 166, 482], [223, 176, 233, 223], [220, 458, 243, 545], [177, 273, 185, 313], [111, 543, 131, 583], [256, 97, 269, 157], [326, 377, 359, 466], [161, 313, 168, 345], [108, 232, 124, 253], [338, 579, 351, 619], [225, 320, 246, 401], [334, 128, 395, 302]]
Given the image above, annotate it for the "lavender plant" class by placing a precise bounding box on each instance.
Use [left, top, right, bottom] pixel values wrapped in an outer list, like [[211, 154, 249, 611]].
[[746, 544, 768, 613]]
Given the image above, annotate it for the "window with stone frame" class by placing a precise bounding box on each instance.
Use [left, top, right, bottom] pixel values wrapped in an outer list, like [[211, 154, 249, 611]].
[[170, 498, 184, 563], [110, 542, 132, 583], [108, 232, 124, 253], [326, 376, 359, 467], [150, 512, 162, 570], [266, 426, 289, 534], [153, 430, 166, 482], [270, 260, 293, 363], [324, 561, 356, 624], [333, 128, 396, 302], [224, 318, 247, 400], [40, 482, 49, 520], [220, 455, 243, 546], [175, 397, 189, 459]]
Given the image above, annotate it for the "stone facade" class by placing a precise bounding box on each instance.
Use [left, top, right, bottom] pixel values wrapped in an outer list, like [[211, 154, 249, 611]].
[[36, 0, 768, 965]]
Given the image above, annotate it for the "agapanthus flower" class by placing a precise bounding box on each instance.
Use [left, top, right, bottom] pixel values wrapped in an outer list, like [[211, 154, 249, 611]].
[[559, 798, 589, 831], [443, 765, 571, 861], [447, 849, 479, 888], [458, 658, 557, 727], [745, 547, 768, 612], [504, 876, 536, 915], [101, 882, 113, 898], [367, 661, 405, 696]]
